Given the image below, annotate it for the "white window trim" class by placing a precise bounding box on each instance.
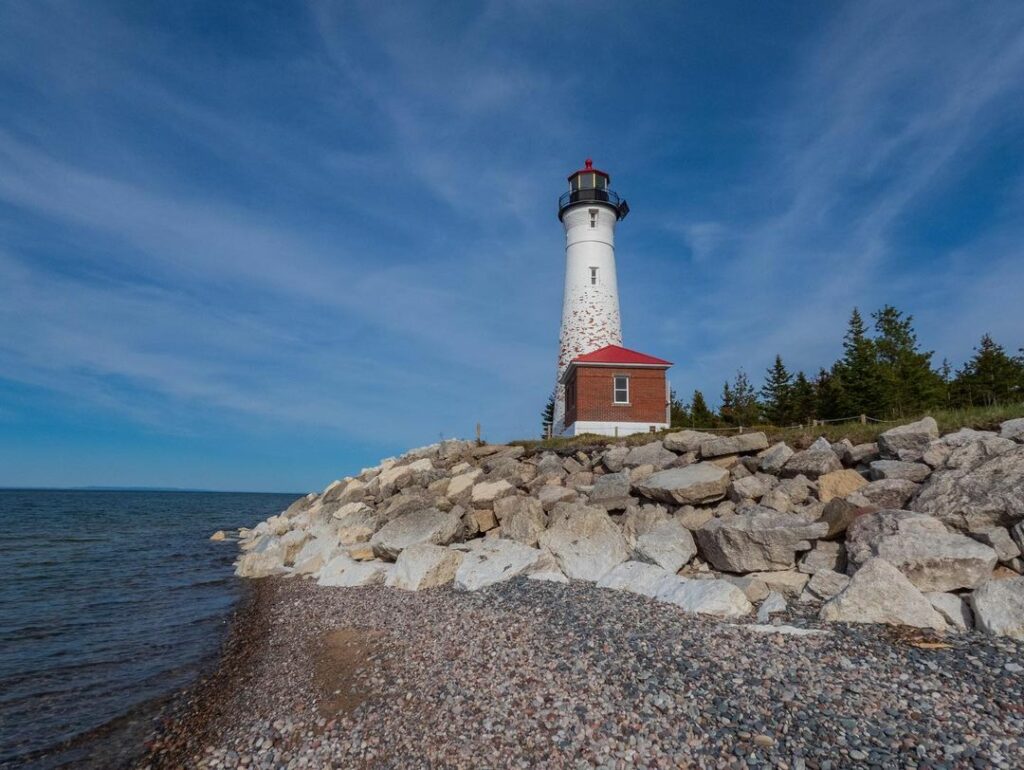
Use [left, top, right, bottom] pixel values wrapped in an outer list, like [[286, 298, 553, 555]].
[[613, 375, 630, 405]]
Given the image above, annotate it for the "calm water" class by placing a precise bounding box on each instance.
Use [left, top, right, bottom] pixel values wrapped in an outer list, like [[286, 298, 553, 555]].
[[0, 489, 298, 769]]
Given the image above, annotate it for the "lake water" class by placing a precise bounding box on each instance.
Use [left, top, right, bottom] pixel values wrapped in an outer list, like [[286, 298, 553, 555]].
[[0, 489, 298, 768]]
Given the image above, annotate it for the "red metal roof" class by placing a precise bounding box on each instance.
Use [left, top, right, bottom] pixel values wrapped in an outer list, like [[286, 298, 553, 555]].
[[567, 157, 610, 181], [572, 345, 672, 367]]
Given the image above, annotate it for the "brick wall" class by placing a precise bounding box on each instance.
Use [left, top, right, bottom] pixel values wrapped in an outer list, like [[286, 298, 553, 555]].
[[565, 366, 667, 425]]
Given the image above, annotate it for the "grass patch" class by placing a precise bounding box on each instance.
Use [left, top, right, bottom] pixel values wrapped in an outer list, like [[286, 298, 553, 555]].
[[511, 402, 1024, 455]]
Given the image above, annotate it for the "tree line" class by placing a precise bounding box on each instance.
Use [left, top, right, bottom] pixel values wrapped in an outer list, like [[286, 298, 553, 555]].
[[669, 305, 1024, 429]]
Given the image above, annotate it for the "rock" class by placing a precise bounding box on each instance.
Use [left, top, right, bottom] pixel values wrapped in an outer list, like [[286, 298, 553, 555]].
[[969, 576, 1024, 638], [782, 449, 842, 479], [757, 591, 787, 623], [317, 555, 390, 587], [843, 442, 880, 466], [664, 430, 716, 453], [720, 575, 770, 602], [809, 437, 833, 453], [911, 445, 1024, 533], [470, 508, 498, 533], [470, 479, 516, 507], [333, 502, 381, 545], [799, 541, 847, 574], [747, 570, 809, 599], [292, 537, 336, 576], [446, 468, 483, 503], [380, 492, 437, 521], [877, 416, 939, 462], [347, 543, 375, 561], [759, 488, 791, 513], [602, 446, 629, 472], [634, 463, 730, 505], [634, 519, 697, 573], [209, 530, 227, 541], [925, 592, 974, 631], [596, 561, 676, 598], [758, 442, 794, 474], [694, 508, 828, 572], [537, 484, 577, 511], [802, 570, 850, 601], [972, 527, 1022, 562], [623, 441, 676, 469], [538, 505, 629, 582], [377, 458, 434, 495], [588, 470, 633, 510], [727, 475, 771, 503], [621, 505, 670, 546], [676, 506, 715, 530], [453, 539, 545, 591], [869, 460, 932, 482], [385, 544, 464, 590], [369, 508, 463, 561], [493, 496, 547, 547], [234, 536, 286, 578], [921, 428, 997, 468], [817, 469, 868, 503], [655, 578, 753, 618], [1001, 417, 1024, 442], [846, 510, 997, 592], [859, 478, 919, 510], [628, 464, 656, 484], [700, 432, 769, 458], [819, 558, 946, 631]]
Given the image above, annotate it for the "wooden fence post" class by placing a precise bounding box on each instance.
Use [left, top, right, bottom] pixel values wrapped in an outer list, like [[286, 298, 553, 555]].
[[859, 414, 867, 424]]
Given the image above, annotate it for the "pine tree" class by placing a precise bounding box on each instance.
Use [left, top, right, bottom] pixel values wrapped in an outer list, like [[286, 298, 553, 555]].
[[731, 369, 761, 426], [952, 334, 1024, 406], [872, 305, 943, 417], [815, 367, 845, 421], [761, 355, 794, 425], [790, 371, 817, 424], [835, 308, 879, 416], [669, 388, 689, 427], [719, 382, 736, 425], [541, 393, 555, 435], [690, 390, 716, 427]]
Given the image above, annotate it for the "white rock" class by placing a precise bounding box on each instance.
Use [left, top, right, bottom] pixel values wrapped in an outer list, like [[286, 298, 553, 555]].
[[633, 518, 697, 573], [538, 505, 629, 582], [453, 539, 545, 591], [664, 430, 716, 453], [596, 561, 677, 598], [470, 479, 515, 506], [386, 544, 464, 590], [234, 535, 286, 578], [700, 432, 769, 458], [758, 442, 795, 474], [292, 537, 336, 576], [369, 508, 463, 561], [877, 416, 939, 462], [655, 578, 753, 618], [1000, 417, 1024, 442], [819, 558, 947, 631], [757, 591, 787, 623], [694, 508, 828, 572], [801, 570, 850, 602], [317, 555, 391, 587], [925, 592, 974, 631], [969, 576, 1024, 638], [633, 463, 730, 505], [493, 496, 548, 547]]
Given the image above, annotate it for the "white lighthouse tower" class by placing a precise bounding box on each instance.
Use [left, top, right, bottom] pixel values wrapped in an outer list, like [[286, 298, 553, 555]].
[[552, 159, 630, 433]]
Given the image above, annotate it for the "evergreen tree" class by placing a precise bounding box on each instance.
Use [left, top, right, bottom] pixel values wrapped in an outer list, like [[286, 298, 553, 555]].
[[690, 389, 716, 427], [790, 371, 817, 424], [719, 381, 736, 425], [761, 355, 794, 425], [952, 334, 1024, 406], [835, 308, 879, 416], [871, 305, 943, 417], [815, 367, 845, 421], [669, 388, 689, 427], [731, 369, 761, 426], [541, 393, 555, 435]]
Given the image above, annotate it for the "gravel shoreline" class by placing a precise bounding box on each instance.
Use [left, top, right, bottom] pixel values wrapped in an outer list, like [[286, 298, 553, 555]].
[[139, 577, 1024, 769]]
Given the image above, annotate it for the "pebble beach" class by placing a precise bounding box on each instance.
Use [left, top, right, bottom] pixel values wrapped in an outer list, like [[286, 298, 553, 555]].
[[140, 577, 1024, 770]]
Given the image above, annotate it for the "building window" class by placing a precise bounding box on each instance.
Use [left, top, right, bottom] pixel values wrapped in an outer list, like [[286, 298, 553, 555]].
[[590, 267, 598, 285], [589, 208, 598, 228], [613, 375, 629, 404]]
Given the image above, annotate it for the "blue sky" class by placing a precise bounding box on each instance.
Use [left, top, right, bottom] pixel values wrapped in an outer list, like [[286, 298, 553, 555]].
[[2, 1, 1023, 492]]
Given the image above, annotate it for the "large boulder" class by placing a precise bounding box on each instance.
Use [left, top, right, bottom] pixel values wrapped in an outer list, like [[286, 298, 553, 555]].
[[587, 470, 633, 510], [664, 430, 716, 453], [634, 518, 697, 573], [877, 417, 939, 462], [925, 592, 974, 631], [758, 442, 795, 474], [234, 535, 286, 578], [623, 441, 676, 469], [470, 479, 516, 507], [633, 463, 730, 505], [601, 446, 629, 472], [727, 475, 772, 503], [596, 561, 676, 598], [333, 502, 382, 544], [859, 478, 919, 509], [292, 536, 336, 576], [386, 544, 464, 590], [846, 510, 997, 592], [453, 540, 546, 591], [694, 507, 828, 572], [869, 460, 931, 482], [799, 541, 847, 574], [369, 508, 463, 561], [493, 496, 547, 547], [700, 432, 769, 458], [921, 428, 1000, 468], [969, 576, 1024, 638], [317, 554, 391, 587], [819, 558, 947, 631], [446, 468, 483, 504], [971, 527, 1022, 562], [801, 570, 850, 602], [655, 577, 753, 618], [817, 469, 868, 503], [537, 484, 577, 511], [911, 445, 1024, 533], [782, 449, 842, 479], [1001, 418, 1024, 442], [539, 505, 629, 581], [819, 497, 877, 539]]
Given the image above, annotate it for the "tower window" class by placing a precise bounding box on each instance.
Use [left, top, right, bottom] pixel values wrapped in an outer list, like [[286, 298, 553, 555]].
[[590, 267, 598, 285], [613, 375, 629, 404], [589, 208, 598, 228]]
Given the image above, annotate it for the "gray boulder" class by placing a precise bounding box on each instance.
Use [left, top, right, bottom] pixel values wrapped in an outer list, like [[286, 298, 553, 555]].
[[727, 475, 771, 503], [700, 432, 769, 458], [369, 508, 463, 561], [799, 541, 847, 574], [819, 558, 946, 631], [925, 592, 974, 631], [877, 416, 939, 462], [538, 505, 629, 582], [602, 446, 629, 472], [802, 570, 850, 602], [386, 544, 464, 590], [588, 470, 633, 510], [781, 449, 842, 479], [969, 576, 1024, 638], [971, 527, 1022, 562], [493, 496, 547, 547], [911, 445, 1024, 533], [921, 428, 999, 468], [758, 442, 794, 474], [623, 441, 676, 469], [757, 591, 787, 623], [694, 507, 828, 572], [869, 460, 931, 482], [634, 518, 697, 573], [537, 484, 577, 511], [634, 463, 730, 505], [664, 430, 716, 453], [1000, 417, 1024, 442], [655, 577, 753, 618], [453, 540, 545, 591], [859, 478, 919, 509], [841, 442, 880, 466]]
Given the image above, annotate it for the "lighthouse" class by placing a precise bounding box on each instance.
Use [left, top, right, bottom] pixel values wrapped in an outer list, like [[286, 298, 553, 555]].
[[552, 159, 631, 433]]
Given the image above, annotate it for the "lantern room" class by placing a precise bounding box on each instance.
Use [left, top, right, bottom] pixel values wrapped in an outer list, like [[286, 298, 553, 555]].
[[558, 158, 630, 221]]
